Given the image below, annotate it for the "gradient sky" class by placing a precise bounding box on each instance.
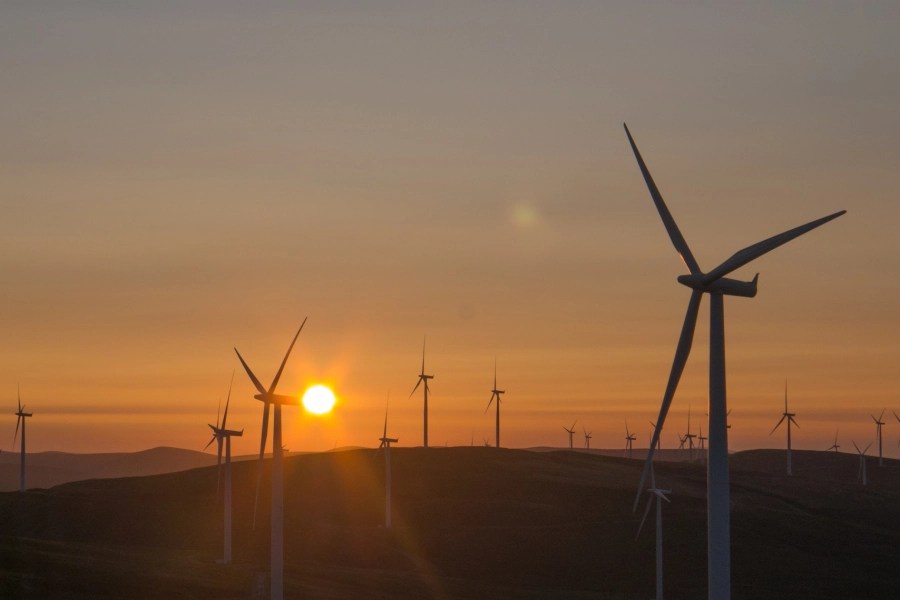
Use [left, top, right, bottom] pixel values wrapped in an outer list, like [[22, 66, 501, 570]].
[[3, 2, 899, 456]]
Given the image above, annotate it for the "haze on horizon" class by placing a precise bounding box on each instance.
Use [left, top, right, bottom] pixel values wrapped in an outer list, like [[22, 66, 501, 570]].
[[2, 3, 899, 457]]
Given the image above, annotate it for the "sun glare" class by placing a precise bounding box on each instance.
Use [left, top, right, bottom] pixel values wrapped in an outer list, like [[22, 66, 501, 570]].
[[302, 384, 336, 415]]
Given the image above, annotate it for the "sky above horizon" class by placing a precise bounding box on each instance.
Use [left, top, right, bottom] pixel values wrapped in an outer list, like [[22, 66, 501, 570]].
[[2, 2, 900, 457]]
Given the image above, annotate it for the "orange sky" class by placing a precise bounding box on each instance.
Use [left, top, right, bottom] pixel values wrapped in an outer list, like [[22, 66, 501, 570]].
[[2, 3, 899, 457]]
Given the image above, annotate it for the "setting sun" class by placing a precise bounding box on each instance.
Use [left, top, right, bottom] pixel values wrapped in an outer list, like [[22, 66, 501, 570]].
[[301, 384, 336, 415]]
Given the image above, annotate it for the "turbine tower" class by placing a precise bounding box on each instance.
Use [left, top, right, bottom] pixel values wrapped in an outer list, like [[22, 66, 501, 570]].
[[409, 337, 434, 448], [649, 421, 662, 451], [852, 441, 871, 486], [13, 387, 33, 493], [235, 319, 307, 600], [584, 426, 593, 451], [637, 463, 671, 600], [378, 400, 399, 529], [563, 421, 577, 449], [625, 421, 636, 459], [770, 381, 799, 476], [871, 410, 885, 467], [484, 360, 505, 448], [626, 123, 845, 600], [205, 374, 243, 564]]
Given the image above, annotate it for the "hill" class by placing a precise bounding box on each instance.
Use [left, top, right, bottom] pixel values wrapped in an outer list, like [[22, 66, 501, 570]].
[[0, 447, 219, 492], [1, 447, 898, 598]]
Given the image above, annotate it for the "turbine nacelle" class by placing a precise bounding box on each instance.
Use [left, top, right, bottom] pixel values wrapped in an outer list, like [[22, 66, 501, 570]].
[[253, 392, 301, 406], [677, 273, 758, 298]]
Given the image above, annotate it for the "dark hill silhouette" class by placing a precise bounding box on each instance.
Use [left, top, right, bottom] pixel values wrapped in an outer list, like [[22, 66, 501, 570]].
[[1, 448, 898, 598]]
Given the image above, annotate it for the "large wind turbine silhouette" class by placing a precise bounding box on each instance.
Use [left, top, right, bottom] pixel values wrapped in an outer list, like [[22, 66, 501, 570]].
[[584, 426, 593, 450], [484, 360, 505, 448], [871, 410, 885, 466], [409, 337, 434, 448], [378, 398, 399, 529], [13, 387, 32, 493], [204, 373, 243, 564], [770, 381, 799, 476], [234, 319, 307, 600], [626, 123, 845, 600]]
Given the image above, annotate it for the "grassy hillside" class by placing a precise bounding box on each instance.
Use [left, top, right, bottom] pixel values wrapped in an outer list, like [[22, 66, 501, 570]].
[[1, 448, 898, 599]]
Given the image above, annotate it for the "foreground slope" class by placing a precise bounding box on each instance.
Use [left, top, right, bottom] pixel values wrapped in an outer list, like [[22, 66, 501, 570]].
[[1, 447, 898, 599]]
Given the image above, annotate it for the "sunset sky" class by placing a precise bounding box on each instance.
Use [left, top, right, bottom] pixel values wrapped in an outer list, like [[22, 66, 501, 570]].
[[3, 3, 899, 456]]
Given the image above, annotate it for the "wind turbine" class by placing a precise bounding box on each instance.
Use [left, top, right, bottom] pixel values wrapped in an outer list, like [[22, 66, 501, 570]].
[[698, 426, 707, 463], [827, 429, 840, 453], [484, 360, 505, 448], [409, 337, 434, 448], [13, 387, 33, 493], [852, 441, 871, 486], [770, 381, 799, 476], [204, 374, 243, 564], [637, 463, 671, 600], [683, 407, 697, 462], [871, 410, 885, 467], [234, 319, 307, 600], [563, 421, 577, 449], [378, 399, 399, 529], [626, 123, 845, 600], [584, 426, 593, 451], [625, 421, 636, 459]]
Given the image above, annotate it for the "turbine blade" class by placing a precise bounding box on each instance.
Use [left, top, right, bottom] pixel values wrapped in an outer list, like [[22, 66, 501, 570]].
[[221, 370, 235, 431], [790, 416, 799, 428], [634, 289, 702, 512], [235, 348, 267, 396], [268, 318, 308, 394], [409, 378, 422, 398], [623, 123, 701, 275], [485, 394, 495, 414], [13, 416, 21, 444], [878, 409, 885, 422], [703, 210, 846, 284], [421, 335, 426, 373], [204, 434, 217, 451], [636, 493, 654, 540], [770, 415, 786, 434]]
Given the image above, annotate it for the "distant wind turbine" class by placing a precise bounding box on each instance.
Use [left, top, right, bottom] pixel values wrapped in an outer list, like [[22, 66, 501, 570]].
[[683, 407, 697, 462], [13, 386, 33, 493], [563, 421, 577, 449], [584, 426, 593, 451], [626, 123, 845, 600], [770, 381, 799, 476], [205, 373, 243, 564], [637, 463, 671, 600], [852, 441, 871, 486], [484, 360, 505, 448], [871, 410, 885, 467], [378, 398, 399, 529], [234, 319, 307, 600], [698, 426, 707, 464], [827, 429, 840, 453], [624, 421, 636, 459], [409, 337, 434, 448]]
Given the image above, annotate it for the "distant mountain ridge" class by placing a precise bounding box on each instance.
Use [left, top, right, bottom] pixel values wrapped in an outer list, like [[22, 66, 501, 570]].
[[0, 446, 222, 491]]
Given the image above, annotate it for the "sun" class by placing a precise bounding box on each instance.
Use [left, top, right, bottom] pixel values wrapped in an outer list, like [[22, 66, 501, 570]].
[[301, 384, 336, 415]]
